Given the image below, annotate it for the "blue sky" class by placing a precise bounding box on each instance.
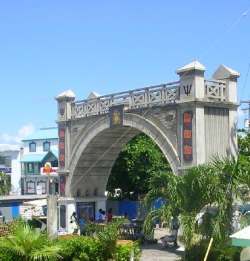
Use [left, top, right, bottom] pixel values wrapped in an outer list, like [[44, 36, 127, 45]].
[[0, 0, 249, 148]]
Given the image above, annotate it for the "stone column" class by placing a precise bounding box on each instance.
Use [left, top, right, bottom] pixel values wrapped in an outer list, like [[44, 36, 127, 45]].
[[176, 60, 206, 170], [213, 65, 240, 157], [47, 195, 58, 238], [55, 90, 75, 197]]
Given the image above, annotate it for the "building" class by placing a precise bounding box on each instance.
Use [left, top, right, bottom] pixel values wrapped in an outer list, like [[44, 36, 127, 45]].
[[0, 149, 21, 195], [20, 127, 59, 195]]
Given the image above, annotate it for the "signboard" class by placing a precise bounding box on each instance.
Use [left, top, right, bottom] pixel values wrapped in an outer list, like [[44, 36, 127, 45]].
[[0, 166, 11, 174], [109, 105, 124, 127], [40, 167, 58, 176], [59, 127, 65, 168], [183, 111, 193, 161]]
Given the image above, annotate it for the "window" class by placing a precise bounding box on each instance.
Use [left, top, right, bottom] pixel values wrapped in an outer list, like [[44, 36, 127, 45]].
[[26, 181, 35, 194], [43, 141, 50, 152], [29, 142, 36, 152], [27, 163, 34, 173], [59, 205, 66, 229], [37, 181, 46, 194]]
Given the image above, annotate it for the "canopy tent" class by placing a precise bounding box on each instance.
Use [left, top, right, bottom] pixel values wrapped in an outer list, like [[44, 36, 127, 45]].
[[23, 199, 47, 207], [230, 226, 250, 247]]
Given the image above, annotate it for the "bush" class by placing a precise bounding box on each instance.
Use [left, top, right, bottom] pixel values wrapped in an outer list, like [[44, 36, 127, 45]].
[[116, 241, 141, 261], [58, 235, 141, 261], [58, 236, 104, 261], [183, 240, 241, 261]]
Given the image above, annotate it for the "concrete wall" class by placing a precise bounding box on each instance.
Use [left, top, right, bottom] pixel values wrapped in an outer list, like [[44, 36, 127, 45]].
[[205, 107, 229, 161]]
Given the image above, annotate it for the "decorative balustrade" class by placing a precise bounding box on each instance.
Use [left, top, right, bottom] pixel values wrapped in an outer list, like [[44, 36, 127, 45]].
[[71, 79, 228, 119], [72, 81, 180, 118], [205, 80, 227, 101]]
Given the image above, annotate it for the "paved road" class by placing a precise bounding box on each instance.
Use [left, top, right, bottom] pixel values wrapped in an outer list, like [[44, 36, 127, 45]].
[[140, 244, 183, 261]]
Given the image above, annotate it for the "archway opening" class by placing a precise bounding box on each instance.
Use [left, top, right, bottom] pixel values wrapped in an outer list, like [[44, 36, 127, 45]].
[[106, 133, 171, 201]]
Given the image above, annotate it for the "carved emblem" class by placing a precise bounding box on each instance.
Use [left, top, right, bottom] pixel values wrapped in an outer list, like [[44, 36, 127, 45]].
[[112, 111, 121, 125], [183, 84, 192, 96], [109, 105, 124, 127]]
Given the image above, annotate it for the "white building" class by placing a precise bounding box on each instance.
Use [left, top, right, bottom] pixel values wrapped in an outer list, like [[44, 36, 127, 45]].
[[0, 149, 21, 195], [20, 127, 59, 195]]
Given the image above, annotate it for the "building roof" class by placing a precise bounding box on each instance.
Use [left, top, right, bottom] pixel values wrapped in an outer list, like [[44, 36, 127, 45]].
[[21, 149, 58, 163], [22, 127, 58, 141]]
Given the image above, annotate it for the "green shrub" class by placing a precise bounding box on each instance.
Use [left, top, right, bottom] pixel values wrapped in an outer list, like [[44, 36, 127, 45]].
[[58, 236, 104, 261], [115, 242, 141, 261], [183, 240, 241, 261]]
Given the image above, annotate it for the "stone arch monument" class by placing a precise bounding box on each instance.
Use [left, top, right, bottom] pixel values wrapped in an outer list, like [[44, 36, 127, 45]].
[[55, 60, 239, 233]]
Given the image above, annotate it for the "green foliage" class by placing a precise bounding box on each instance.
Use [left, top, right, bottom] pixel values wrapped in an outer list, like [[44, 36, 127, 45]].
[[107, 134, 171, 199], [97, 222, 120, 260], [183, 240, 241, 261], [58, 236, 104, 261], [0, 222, 62, 261], [115, 242, 141, 261], [58, 233, 140, 261], [144, 157, 250, 250], [0, 171, 11, 195]]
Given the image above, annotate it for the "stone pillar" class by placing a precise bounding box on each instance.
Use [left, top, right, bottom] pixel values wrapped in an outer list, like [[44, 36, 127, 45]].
[[213, 65, 240, 157], [47, 195, 58, 238], [55, 90, 75, 197], [95, 197, 106, 217], [176, 61, 206, 170]]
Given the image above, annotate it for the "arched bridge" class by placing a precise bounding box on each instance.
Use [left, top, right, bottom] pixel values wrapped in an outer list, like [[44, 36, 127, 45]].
[[55, 61, 239, 223]]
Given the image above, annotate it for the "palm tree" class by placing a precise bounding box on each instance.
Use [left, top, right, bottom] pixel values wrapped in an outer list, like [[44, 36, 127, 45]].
[[143, 157, 250, 248], [0, 223, 61, 260]]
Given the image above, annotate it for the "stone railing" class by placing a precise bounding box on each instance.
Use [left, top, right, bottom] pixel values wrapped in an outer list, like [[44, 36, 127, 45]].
[[72, 81, 180, 118], [71, 79, 228, 119], [204, 80, 227, 101]]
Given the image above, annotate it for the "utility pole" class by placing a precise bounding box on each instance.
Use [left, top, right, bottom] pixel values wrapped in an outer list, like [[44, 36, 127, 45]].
[[241, 100, 250, 132]]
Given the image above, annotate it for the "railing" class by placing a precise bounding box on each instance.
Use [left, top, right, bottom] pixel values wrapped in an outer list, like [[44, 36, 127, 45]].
[[205, 80, 227, 101], [72, 81, 180, 118], [71, 79, 228, 119]]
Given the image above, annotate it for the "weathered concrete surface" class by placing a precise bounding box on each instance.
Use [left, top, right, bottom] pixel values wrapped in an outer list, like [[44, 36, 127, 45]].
[[140, 244, 183, 261]]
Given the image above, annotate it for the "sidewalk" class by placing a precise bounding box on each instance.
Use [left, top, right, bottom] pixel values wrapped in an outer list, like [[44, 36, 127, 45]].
[[140, 244, 183, 261]]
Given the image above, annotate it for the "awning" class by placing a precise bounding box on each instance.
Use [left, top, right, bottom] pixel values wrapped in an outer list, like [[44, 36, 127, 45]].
[[21, 149, 58, 163], [21, 153, 47, 162], [230, 226, 250, 247], [23, 199, 47, 207]]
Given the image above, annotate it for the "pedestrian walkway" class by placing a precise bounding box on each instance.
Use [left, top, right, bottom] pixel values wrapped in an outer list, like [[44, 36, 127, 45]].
[[140, 244, 183, 261]]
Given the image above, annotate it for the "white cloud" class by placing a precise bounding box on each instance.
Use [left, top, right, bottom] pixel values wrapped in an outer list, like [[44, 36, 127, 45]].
[[0, 123, 35, 151]]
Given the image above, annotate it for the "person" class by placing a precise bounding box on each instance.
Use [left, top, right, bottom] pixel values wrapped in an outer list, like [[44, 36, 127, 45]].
[[79, 214, 87, 235], [70, 212, 79, 234], [107, 208, 113, 222], [97, 209, 106, 223], [170, 216, 180, 247], [160, 216, 180, 248]]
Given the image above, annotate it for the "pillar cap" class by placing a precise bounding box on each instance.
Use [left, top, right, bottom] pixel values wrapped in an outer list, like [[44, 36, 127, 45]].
[[213, 64, 240, 80], [176, 60, 205, 74], [88, 91, 101, 99], [56, 90, 76, 102]]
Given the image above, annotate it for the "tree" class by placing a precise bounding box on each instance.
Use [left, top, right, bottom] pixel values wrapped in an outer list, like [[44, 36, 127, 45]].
[[143, 157, 250, 248], [0, 223, 61, 261], [107, 133, 171, 199], [0, 171, 11, 195]]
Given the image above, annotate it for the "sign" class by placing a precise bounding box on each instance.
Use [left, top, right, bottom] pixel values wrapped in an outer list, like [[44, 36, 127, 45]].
[[40, 166, 58, 175], [183, 111, 193, 161], [59, 127, 65, 168], [0, 166, 11, 174], [109, 105, 124, 127]]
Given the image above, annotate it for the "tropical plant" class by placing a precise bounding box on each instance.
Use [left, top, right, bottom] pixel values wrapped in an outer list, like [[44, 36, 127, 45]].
[[0, 171, 11, 195], [143, 157, 250, 250], [0, 223, 62, 261]]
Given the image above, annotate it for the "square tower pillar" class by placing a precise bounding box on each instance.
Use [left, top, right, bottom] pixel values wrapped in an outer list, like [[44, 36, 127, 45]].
[[176, 61, 206, 170]]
